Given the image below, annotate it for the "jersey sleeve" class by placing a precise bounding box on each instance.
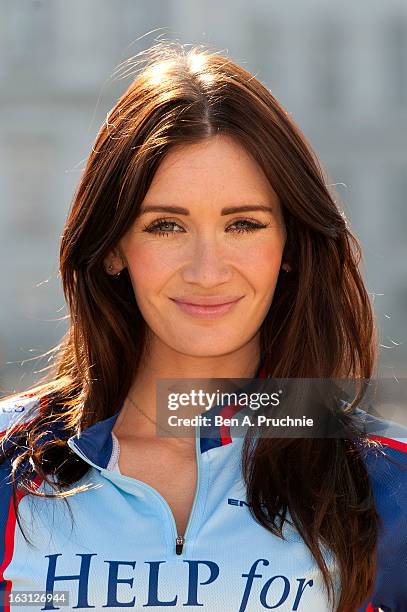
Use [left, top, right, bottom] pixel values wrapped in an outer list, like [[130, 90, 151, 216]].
[[0, 394, 42, 602], [0, 394, 40, 439], [0, 393, 41, 481], [357, 412, 407, 611]]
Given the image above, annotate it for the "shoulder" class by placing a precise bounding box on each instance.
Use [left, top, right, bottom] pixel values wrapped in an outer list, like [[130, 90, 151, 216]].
[[0, 392, 50, 508], [354, 409, 407, 610], [355, 407, 407, 474], [0, 390, 69, 465], [0, 394, 45, 575], [355, 408, 407, 507], [0, 393, 42, 486], [0, 393, 41, 439]]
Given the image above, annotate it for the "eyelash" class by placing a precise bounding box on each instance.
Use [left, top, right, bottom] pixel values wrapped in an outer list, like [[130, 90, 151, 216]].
[[142, 217, 269, 237]]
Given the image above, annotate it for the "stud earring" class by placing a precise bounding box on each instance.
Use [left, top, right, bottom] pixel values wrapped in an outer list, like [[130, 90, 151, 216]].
[[106, 263, 123, 277]]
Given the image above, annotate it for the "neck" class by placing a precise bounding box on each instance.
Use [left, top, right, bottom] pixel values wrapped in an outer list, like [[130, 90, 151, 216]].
[[113, 338, 262, 441]]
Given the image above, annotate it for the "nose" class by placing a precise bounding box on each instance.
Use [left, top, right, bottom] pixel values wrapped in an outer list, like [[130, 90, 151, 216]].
[[181, 233, 233, 288]]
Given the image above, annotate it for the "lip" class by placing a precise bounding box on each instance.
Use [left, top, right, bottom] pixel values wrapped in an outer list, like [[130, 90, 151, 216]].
[[170, 296, 244, 319], [172, 295, 244, 306]]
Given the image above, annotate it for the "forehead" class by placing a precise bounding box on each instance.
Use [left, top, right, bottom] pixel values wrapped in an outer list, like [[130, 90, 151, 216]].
[[143, 134, 279, 210]]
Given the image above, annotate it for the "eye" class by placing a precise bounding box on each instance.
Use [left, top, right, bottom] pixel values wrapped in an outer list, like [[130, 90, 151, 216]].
[[142, 218, 185, 237], [142, 217, 270, 237], [226, 219, 269, 234]]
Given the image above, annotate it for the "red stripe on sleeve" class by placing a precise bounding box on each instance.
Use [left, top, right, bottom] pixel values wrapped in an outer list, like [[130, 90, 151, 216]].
[[368, 434, 407, 453], [0, 495, 18, 612], [0, 474, 43, 611]]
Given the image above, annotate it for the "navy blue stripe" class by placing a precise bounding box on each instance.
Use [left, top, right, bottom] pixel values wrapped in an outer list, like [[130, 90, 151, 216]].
[[70, 411, 121, 469]]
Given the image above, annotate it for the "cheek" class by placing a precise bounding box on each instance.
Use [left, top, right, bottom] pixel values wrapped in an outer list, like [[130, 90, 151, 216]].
[[241, 241, 284, 292], [125, 242, 176, 295]]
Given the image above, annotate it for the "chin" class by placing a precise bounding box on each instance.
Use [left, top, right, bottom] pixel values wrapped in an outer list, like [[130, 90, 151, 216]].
[[170, 338, 245, 359]]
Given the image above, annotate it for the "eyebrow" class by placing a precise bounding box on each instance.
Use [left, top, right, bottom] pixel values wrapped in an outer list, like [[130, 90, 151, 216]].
[[139, 204, 274, 215]]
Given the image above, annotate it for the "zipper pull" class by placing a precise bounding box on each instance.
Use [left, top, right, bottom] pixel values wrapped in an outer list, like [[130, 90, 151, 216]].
[[175, 535, 184, 555]]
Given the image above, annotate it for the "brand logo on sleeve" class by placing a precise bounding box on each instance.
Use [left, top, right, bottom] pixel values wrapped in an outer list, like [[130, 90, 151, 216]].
[[228, 497, 251, 507]]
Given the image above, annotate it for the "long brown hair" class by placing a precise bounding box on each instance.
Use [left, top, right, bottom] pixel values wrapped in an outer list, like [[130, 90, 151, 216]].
[[1, 40, 380, 611]]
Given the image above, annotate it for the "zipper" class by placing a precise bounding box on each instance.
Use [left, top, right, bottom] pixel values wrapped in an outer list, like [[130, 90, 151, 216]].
[[173, 424, 202, 555], [122, 425, 202, 556], [175, 535, 185, 555], [68, 424, 203, 558]]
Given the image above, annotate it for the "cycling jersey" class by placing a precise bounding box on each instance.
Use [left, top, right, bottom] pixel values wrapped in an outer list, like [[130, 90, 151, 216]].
[[0, 370, 406, 612]]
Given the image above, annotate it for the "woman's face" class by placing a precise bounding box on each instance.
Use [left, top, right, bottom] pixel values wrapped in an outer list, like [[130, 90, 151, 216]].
[[112, 134, 287, 357]]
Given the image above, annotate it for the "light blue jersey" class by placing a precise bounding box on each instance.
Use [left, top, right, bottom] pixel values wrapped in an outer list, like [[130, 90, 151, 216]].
[[1, 381, 406, 611]]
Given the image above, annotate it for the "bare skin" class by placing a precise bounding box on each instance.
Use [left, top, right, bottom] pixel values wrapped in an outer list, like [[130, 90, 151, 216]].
[[105, 134, 288, 536], [112, 352, 262, 535]]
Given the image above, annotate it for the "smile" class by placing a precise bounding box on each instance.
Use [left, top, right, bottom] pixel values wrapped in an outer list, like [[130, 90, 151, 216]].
[[169, 297, 243, 319]]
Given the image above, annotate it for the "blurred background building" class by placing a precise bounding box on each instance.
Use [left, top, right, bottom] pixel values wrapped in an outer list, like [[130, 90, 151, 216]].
[[1, 0, 406, 394]]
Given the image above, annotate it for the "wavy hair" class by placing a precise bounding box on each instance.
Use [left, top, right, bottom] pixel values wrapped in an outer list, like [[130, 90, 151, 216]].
[[1, 40, 380, 611]]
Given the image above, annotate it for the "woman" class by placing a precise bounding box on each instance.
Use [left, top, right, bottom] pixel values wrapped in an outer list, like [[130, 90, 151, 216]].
[[1, 41, 406, 612]]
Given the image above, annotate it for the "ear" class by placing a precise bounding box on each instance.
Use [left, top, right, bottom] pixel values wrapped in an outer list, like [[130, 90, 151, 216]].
[[281, 262, 292, 272], [103, 247, 126, 276]]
